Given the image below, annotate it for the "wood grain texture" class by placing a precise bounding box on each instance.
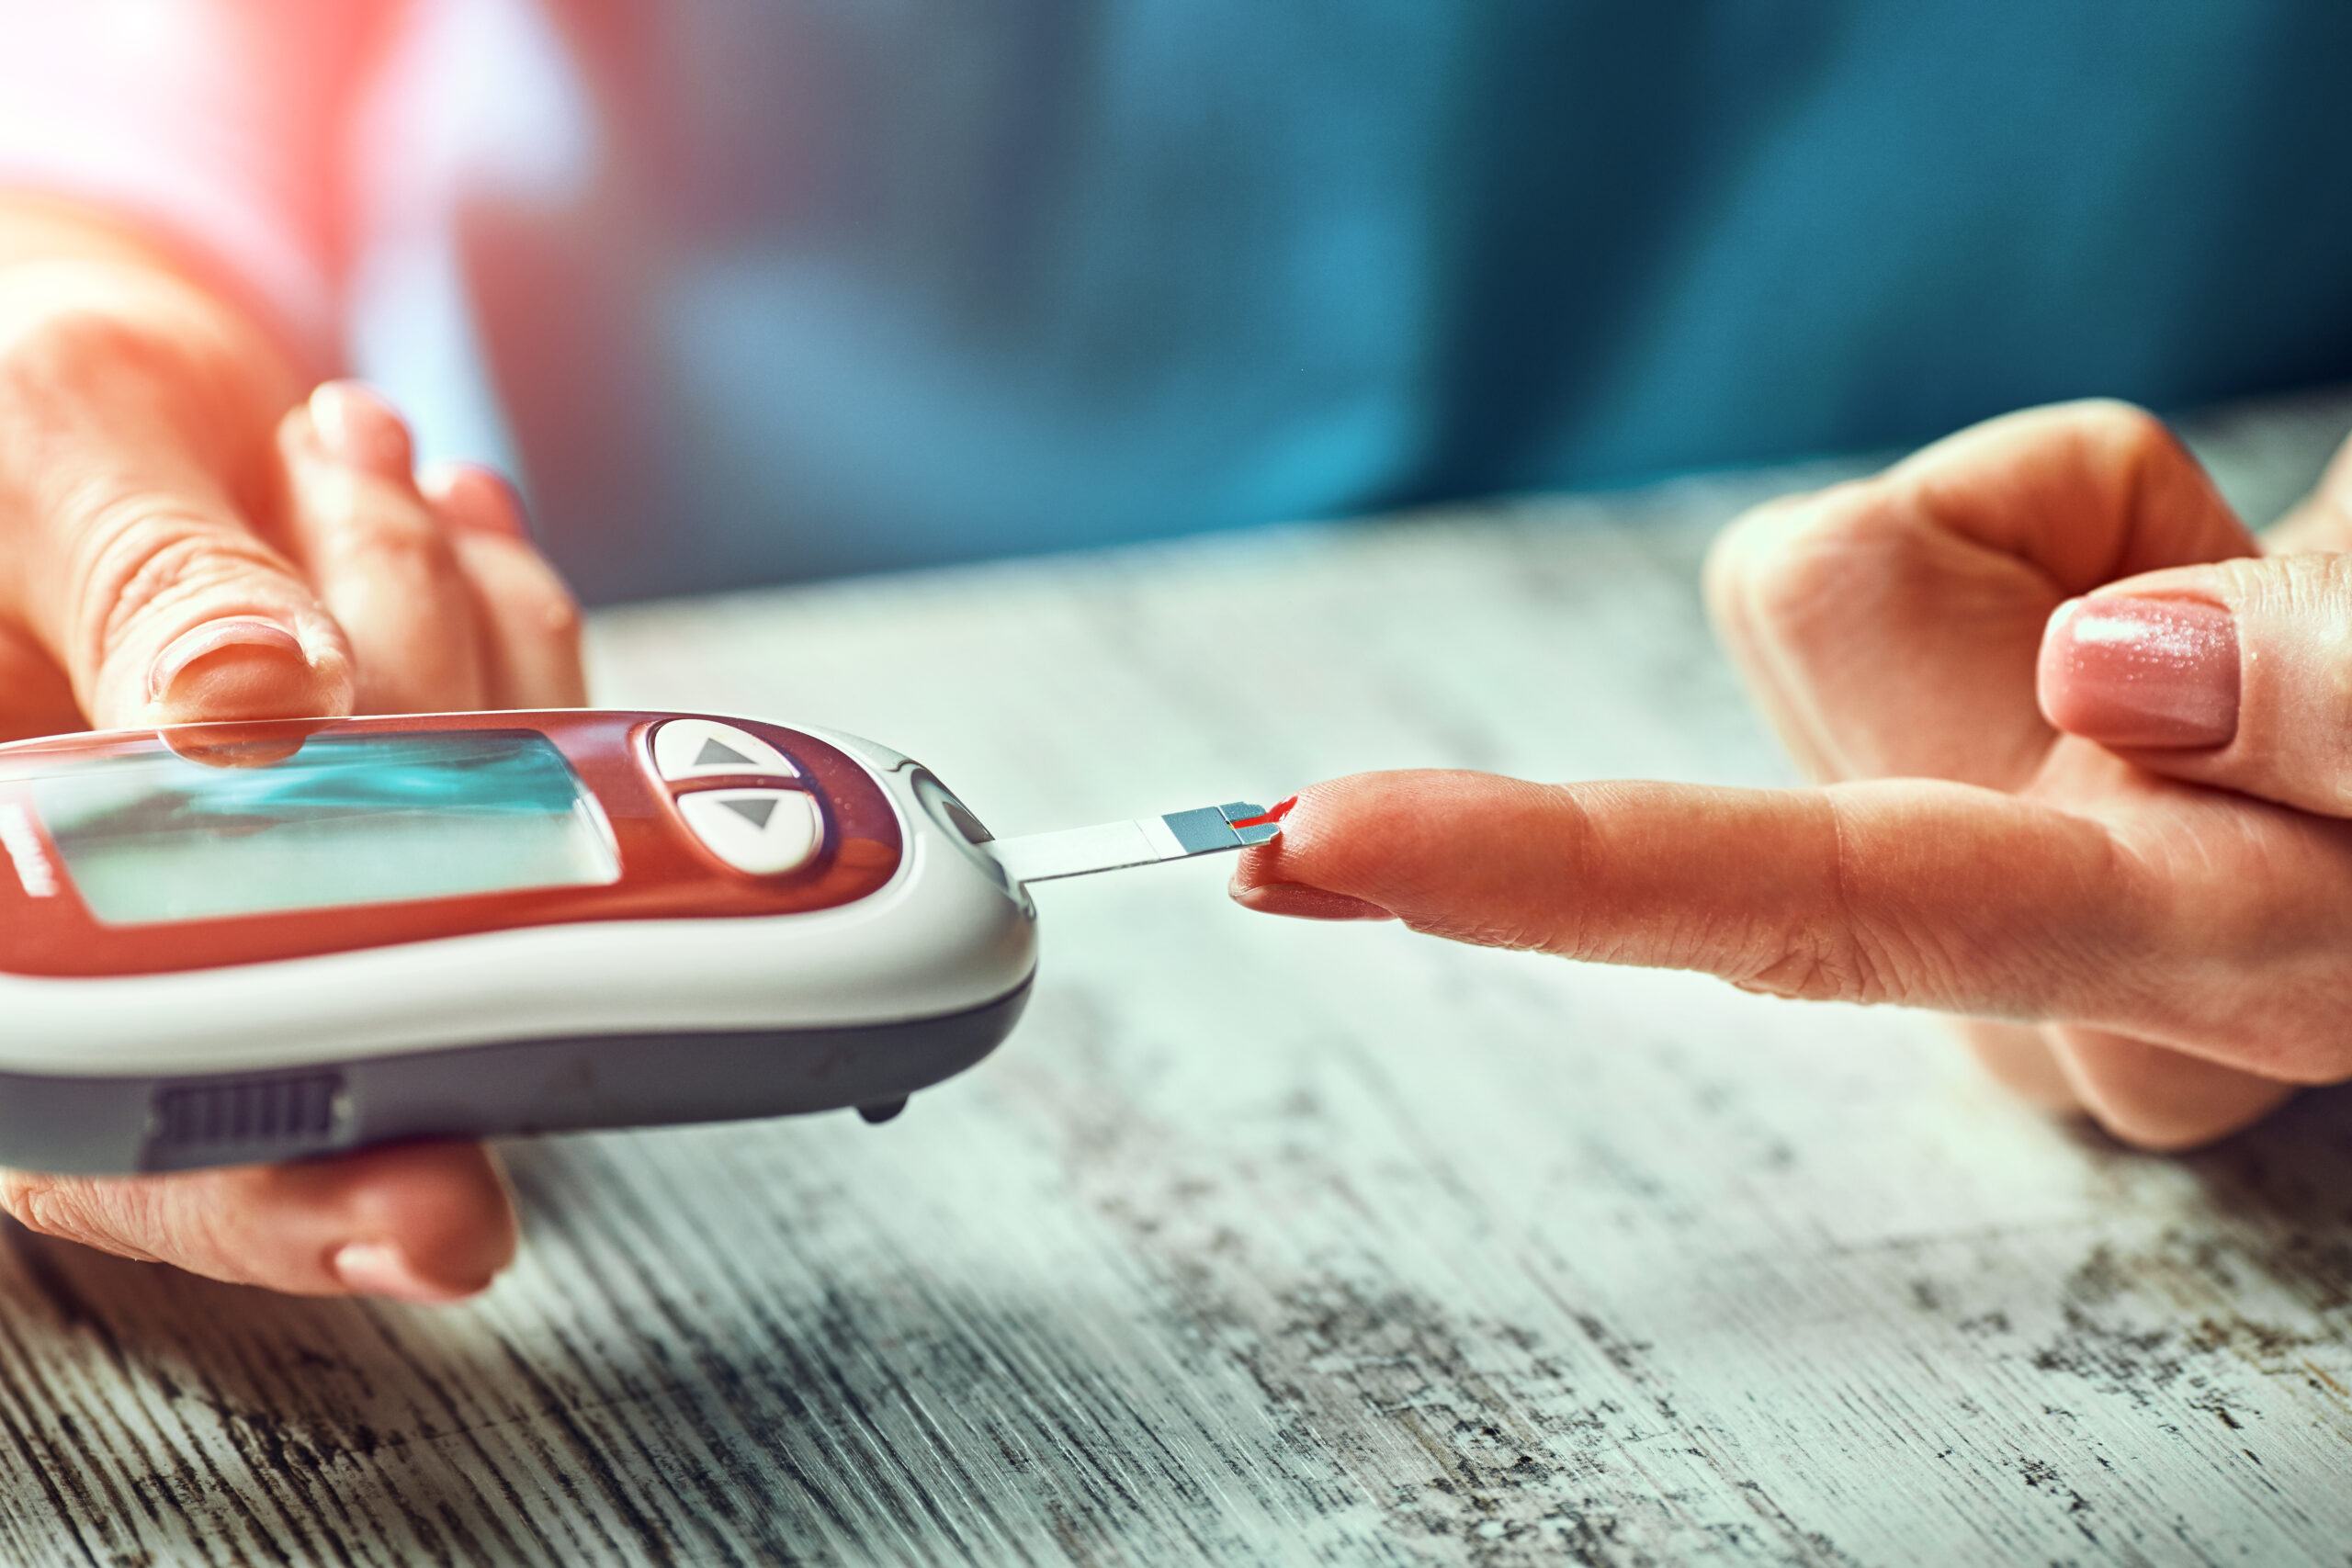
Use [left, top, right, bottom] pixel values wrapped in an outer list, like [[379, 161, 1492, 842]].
[[2, 390, 2350, 1566]]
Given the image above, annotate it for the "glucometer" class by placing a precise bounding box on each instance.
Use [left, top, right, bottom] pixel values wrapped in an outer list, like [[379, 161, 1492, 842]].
[[0, 711, 1283, 1175]]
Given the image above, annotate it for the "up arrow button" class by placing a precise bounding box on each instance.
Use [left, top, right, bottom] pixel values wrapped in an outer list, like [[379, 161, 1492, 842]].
[[652, 719, 799, 783]]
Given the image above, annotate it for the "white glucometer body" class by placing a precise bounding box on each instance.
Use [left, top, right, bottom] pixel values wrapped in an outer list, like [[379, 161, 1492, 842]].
[[0, 711, 1278, 1174]]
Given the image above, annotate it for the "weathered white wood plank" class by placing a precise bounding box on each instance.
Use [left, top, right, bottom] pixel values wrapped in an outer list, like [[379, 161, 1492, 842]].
[[0, 389, 2345, 1565]]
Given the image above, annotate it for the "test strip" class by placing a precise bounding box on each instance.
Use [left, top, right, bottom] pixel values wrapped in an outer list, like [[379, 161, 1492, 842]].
[[988, 802, 1283, 886]]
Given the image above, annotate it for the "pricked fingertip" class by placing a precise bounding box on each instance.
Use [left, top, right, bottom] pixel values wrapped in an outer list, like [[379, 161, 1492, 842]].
[[1226, 795, 1298, 831]]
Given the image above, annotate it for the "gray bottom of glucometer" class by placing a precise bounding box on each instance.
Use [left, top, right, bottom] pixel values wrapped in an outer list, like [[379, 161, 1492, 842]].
[[0, 982, 1031, 1177]]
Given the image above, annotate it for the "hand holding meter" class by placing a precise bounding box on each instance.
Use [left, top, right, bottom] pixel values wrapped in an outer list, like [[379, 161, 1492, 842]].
[[0, 712, 1282, 1174]]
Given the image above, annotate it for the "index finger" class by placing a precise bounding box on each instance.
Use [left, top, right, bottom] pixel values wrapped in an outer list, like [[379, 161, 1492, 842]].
[[1230, 769, 2108, 1010], [1228, 768, 2352, 1081]]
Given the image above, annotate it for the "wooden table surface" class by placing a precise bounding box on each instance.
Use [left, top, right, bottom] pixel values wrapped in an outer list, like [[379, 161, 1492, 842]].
[[6, 393, 2352, 1567]]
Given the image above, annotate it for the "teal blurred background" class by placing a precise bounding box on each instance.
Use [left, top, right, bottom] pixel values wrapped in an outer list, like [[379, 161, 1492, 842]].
[[349, 2, 2352, 601]]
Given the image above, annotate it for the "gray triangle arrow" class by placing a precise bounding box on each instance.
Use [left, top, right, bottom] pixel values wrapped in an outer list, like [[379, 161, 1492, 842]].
[[719, 795, 780, 830], [695, 738, 755, 768]]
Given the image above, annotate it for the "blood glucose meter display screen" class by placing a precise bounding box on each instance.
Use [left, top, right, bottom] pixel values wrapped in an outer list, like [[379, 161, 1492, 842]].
[[20, 732, 620, 926]]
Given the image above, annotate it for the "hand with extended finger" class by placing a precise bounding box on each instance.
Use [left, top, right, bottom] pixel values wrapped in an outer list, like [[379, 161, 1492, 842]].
[[0, 201, 585, 1298], [1233, 401, 2352, 1150]]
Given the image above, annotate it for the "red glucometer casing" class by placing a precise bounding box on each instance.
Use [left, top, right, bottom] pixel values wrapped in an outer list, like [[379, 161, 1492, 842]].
[[0, 711, 1036, 1174]]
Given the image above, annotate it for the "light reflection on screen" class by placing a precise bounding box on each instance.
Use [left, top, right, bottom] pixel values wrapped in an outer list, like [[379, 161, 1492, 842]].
[[17, 732, 619, 926]]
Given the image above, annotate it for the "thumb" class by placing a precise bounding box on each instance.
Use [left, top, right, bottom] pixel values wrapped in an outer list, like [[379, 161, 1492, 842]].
[[0, 1140, 519, 1302], [2038, 554, 2352, 817], [34, 479, 355, 729]]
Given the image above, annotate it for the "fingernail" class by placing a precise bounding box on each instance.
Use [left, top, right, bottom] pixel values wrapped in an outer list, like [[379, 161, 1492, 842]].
[[308, 381, 411, 472], [2040, 595, 2239, 749], [146, 617, 307, 704], [1230, 881, 1396, 921], [331, 1241, 479, 1304]]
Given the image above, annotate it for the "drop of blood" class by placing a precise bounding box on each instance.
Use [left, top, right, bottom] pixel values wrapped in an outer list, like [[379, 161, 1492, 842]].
[[1227, 795, 1298, 830]]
